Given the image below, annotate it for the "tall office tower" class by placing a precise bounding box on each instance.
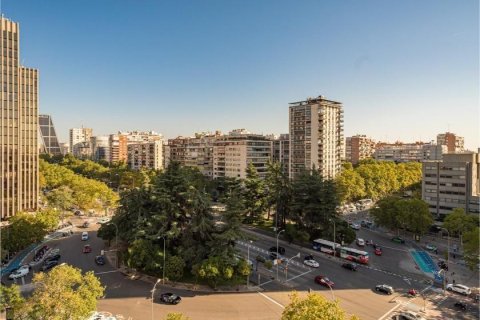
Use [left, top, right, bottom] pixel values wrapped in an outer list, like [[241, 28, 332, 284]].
[[213, 129, 272, 179], [38, 114, 62, 155], [69, 127, 93, 156], [1, 17, 39, 218], [288, 95, 344, 179], [109, 134, 127, 163], [422, 151, 480, 218], [345, 135, 376, 165], [91, 136, 110, 162], [437, 132, 465, 153]]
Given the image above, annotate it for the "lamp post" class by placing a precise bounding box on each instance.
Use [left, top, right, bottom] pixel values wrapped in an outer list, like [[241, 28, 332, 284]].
[[151, 279, 161, 320], [438, 268, 446, 294], [284, 253, 301, 282], [325, 282, 335, 300], [161, 236, 166, 285], [247, 240, 253, 287], [276, 229, 285, 280], [329, 218, 336, 251]]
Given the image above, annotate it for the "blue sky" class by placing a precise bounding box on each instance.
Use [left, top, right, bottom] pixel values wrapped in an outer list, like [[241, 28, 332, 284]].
[[3, 0, 479, 148]]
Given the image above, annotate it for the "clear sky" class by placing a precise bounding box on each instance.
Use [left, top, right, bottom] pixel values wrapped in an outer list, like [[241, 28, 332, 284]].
[[3, 0, 479, 149]]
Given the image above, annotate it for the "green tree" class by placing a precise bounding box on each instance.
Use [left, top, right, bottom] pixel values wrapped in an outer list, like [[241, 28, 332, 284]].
[[335, 164, 366, 203], [20, 264, 104, 320], [46, 185, 74, 212], [165, 256, 186, 281], [0, 284, 24, 313], [443, 208, 478, 238], [282, 292, 360, 320], [243, 163, 267, 222], [197, 256, 221, 289], [463, 227, 480, 270], [265, 161, 292, 229]]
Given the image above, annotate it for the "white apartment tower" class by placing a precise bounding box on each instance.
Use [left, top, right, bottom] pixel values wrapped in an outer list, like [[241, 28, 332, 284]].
[[69, 127, 93, 155], [289, 96, 344, 179]]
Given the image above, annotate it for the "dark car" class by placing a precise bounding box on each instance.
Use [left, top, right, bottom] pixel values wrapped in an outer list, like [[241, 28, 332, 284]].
[[269, 246, 285, 255], [44, 254, 61, 263], [391, 237, 405, 244], [342, 263, 358, 271], [160, 293, 181, 305], [375, 284, 394, 295], [95, 255, 105, 265], [304, 255, 314, 261], [454, 301, 467, 311], [255, 255, 266, 263], [41, 260, 59, 271]]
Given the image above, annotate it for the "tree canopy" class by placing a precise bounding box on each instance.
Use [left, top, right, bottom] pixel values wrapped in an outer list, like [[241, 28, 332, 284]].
[[282, 292, 359, 320]]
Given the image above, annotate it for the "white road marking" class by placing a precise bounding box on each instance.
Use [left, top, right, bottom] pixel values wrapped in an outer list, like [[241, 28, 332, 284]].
[[286, 269, 312, 282], [257, 291, 285, 309], [95, 270, 119, 275], [377, 302, 402, 320]]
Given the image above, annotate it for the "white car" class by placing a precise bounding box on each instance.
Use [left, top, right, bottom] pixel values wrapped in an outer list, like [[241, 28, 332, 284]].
[[350, 223, 360, 230], [356, 238, 365, 246], [446, 284, 471, 296], [8, 265, 29, 279], [81, 232, 89, 241], [303, 259, 320, 268]]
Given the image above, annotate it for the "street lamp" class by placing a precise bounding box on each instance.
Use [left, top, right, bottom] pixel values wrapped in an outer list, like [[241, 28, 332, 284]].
[[247, 240, 253, 287], [151, 279, 161, 320], [276, 229, 285, 280], [329, 219, 336, 251], [438, 268, 447, 294], [160, 236, 166, 285], [284, 252, 301, 282], [325, 281, 335, 300]]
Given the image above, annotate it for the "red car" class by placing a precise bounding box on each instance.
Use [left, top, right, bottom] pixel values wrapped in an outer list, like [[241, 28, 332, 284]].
[[314, 275, 334, 288], [375, 247, 382, 256], [83, 245, 92, 253]]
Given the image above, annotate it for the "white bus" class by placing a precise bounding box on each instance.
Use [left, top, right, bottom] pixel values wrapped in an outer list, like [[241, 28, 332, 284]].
[[340, 247, 369, 264], [312, 239, 341, 255]]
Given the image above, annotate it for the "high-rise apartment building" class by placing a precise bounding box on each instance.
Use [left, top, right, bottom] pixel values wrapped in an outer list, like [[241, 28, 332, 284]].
[[120, 130, 162, 144], [167, 136, 188, 166], [38, 114, 61, 156], [422, 151, 480, 218], [271, 134, 290, 176], [109, 134, 127, 164], [184, 132, 220, 177], [1, 17, 39, 218], [345, 135, 375, 165], [69, 127, 93, 157], [213, 129, 272, 179], [437, 132, 465, 153], [289, 95, 344, 179], [127, 140, 163, 170]]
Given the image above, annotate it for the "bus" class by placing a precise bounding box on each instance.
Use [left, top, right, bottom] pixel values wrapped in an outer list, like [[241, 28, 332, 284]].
[[339, 247, 369, 264], [312, 239, 369, 264], [312, 239, 341, 255]]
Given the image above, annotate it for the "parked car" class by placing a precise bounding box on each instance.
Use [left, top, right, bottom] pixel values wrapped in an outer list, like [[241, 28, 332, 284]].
[[304, 259, 320, 268], [256, 255, 266, 263], [95, 255, 105, 265], [269, 246, 285, 255], [8, 266, 29, 279], [361, 220, 374, 228], [374, 247, 382, 256], [44, 254, 61, 263], [349, 223, 360, 230], [83, 245, 92, 253], [41, 260, 59, 271], [446, 284, 471, 296], [356, 238, 365, 247], [314, 275, 334, 288], [81, 232, 89, 241], [375, 284, 394, 295], [341, 263, 358, 271], [391, 237, 405, 244], [160, 293, 182, 305], [453, 301, 467, 311]]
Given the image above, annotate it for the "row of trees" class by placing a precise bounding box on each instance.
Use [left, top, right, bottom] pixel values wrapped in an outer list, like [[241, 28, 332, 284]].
[[0, 264, 104, 320], [40, 159, 119, 212], [336, 160, 422, 203], [1, 209, 59, 255]]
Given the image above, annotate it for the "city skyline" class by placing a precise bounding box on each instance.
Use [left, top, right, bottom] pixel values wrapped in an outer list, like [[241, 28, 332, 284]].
[[2, 1, 478, 149]]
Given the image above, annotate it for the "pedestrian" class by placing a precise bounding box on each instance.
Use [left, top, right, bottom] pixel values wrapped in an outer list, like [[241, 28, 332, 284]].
[[451, 271, 455, 276], [453, 253, 456, 259], [453, 279, 456, 284], [435, 249, 438, 254]]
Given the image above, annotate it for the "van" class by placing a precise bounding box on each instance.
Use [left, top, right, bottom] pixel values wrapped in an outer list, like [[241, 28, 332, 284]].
[[81, 232, 89, 241]]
